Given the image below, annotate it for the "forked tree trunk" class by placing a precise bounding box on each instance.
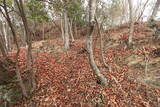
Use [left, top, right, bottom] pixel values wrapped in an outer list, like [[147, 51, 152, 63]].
[[21, 0, 36, 91], [64, 11, 70, 50], [15, 0, 36, 93], [149, 0, 160, 21], [87, 0, 108, 86], [128, 0, 134, 46], [95, 18, 111, 71], [15, 0, 32, 70]]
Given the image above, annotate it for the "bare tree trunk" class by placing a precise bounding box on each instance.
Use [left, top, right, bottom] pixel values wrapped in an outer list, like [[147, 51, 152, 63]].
[[0, 26, 7, 54], [43, 22, 45, 40], [61, 15, 64, 41], [15, 0, 36, 92], [128, 0, 134, 46], [21, 0, 36, 91], [95, 18, 111, 71], [2, 22, 8, 51], [87, 0, 108, 86], [149, 0, 160, 21], [64, 11, 70, 50], [0, 0, 28, 97], [20, 23, 26, 46], [5, 23, 11, 51], [0, 14, 8, 52], [5, 23, 10, 50], [33, 19, 36, 41], [0, 34, 8, 59], [15, 0, 32, 70], [68, 20, 75, 42], [74, 23, 78, 37]]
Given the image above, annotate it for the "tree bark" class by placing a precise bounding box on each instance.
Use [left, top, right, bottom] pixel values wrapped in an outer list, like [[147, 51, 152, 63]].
[[0, 34, 8, 59], [15, 0, 32, 69], [61, 14, 64, 41], [2, 22, 8, 51], [5, 23, 11, 51], [20, 23, 26, 46], [74, 23, 78, 37], [68, 20, 75, 42], [64, 11, 70, 50], [0, 14, 8, 53], [15, 0, 36, 93], [43, 23, 45, 40], [128, 0, 134, 46], [95, 18, 111, 71], [87, 0, 108, 86]]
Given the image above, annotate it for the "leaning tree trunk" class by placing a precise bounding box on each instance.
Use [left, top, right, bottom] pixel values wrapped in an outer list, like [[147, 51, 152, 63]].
[[149, 0, 160, 21], [87, 0, 108, 86], [1, 0, 28, 97], [128, 0, 134, 46]]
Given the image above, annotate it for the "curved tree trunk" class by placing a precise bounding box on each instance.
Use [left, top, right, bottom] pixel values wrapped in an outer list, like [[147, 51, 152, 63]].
[[95, 18, 111, 71], [87, 0, 108, 86]]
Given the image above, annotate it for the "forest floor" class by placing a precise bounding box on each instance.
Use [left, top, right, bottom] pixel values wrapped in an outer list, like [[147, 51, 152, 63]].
[[12, 22, 160, 107]]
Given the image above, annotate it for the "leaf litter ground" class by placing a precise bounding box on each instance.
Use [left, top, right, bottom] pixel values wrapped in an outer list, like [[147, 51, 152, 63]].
[[13, 23, 160, 107]]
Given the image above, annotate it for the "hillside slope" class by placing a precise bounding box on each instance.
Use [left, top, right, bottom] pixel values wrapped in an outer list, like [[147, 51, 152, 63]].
[[10, 22, 160, 106]]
